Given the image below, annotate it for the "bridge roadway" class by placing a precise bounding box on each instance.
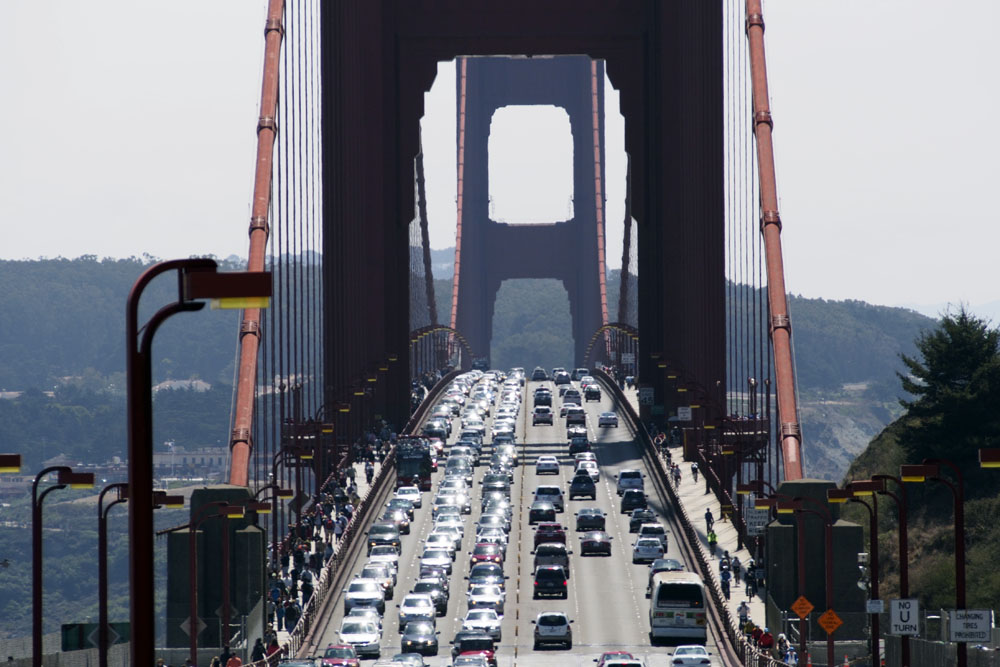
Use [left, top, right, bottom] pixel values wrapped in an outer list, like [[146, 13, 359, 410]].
[[312, 377, 725, 665]]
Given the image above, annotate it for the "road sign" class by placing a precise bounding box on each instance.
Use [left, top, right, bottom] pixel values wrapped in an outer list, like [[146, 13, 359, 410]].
[[866, 599, 885, 614], [818, 609, 843, 634], [676, 406, 692, 421], [62, 623, 130, 651], [745, 493, 770, 536], [638, 387, 655, 405], [889, 599, 920, 636], [791, 596, 814, 619], [621, 353, 635, 364], [179, 616, 207, 638], [949, 610, 992, 643]]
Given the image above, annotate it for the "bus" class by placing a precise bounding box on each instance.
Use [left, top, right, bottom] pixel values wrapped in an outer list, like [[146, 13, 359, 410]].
[[396, 438, 433, 491], [649, 571, 708, 642]]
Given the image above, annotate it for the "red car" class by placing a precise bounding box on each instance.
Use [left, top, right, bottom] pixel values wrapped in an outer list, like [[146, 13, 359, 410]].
[[533, 522, 566, 548], [597, 651, 636, 667], [319, 644, 359, 667], [470, 542, 504, 567]]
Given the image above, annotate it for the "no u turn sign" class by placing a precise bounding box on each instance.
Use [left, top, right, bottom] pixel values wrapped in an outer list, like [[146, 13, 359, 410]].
[[890, 599, 920, 636]]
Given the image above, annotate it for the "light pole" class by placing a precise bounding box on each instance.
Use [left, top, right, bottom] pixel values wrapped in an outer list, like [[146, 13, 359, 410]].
[[255, 482, 293, 571], [840, 482, 882, 662], [98, 483, 128, 667], [127, 259, 270, 667], [901, 460, 968, 667], [871, 474, 911, 667], [33, 466, 94, 667]]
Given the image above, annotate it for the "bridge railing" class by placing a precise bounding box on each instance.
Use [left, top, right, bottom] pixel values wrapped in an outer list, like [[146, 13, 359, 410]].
[[241, 370, 461, 664], [593, 369, 788, 667]]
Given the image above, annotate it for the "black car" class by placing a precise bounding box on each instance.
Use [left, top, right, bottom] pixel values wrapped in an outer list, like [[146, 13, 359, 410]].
[[574, 508, 606, 531], [411, 579, 449, 615], [584, 385, 602, 401], [451, 630, 496, 661], [531, 367, 549, 381], [568, 436, 591, 455], [533, 565, 568, 599], [533, 391, 552, 407], [554, 371, 571, 385], [400, 620, 439, 656], [620, 489, 648, 513], [528, 501, 557, 524], [467, 562, 505, 589], [579, 530, 613, 556], [367, 521, 401, 554], [568, 474, 597, 500], [628, 508, 657, 532]]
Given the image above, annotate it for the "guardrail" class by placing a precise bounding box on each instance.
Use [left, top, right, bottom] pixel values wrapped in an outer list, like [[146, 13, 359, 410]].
[[594, 369, 787, 667]]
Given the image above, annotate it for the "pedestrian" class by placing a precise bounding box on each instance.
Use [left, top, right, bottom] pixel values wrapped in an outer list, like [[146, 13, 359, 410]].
[[334, 514, 345, 542], [210, 657, 222, 667], [731, 555, 742, 583], [251, 638, 266, 663], [672, 464, 681, 485], [691, 462, 699, 483], [344, 501, 355, 520], [785, 646, 798, 665], [776, 633, 789, 658], [365, 461, 374, 484], [737, 600, 750, 627], [705, 508, 715, 532], [346, 465, 356, 483], [720, 568, 732, 600], [275, 598, 286, 630], [324, 541, 333, 564], [301, 577, 314, 605], [266, 639, 280, 657], [226, 652, 243, 667], [707, 530, 718, 556]]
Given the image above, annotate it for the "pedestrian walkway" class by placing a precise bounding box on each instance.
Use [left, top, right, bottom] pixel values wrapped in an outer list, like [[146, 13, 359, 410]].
[[620, 389, 769, 638]]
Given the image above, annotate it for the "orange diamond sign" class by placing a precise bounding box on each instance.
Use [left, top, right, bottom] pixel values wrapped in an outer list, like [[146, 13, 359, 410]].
[[791, 596, 814, 619], [818, 609, 843, 634]]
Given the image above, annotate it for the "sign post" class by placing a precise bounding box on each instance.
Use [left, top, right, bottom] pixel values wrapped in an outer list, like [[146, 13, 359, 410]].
[[889, 599, 920, 636]]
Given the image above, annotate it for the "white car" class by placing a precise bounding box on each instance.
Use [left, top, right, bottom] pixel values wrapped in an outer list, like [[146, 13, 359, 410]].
[[435, 515, 465, 539], [632, 537, 665, 564], [346, 606, 383, 630], [671, 645, 713, 666], [430, 526, 463, 550], [534, 485, 565, 512], [575, 460, 600, 481], [395, 485, 422, 508], [338, 619, 382, 658], [616, 469, 645, 495], [342, 578, 386, 614], [398, 593, 437, 627], [574, 452, 597, 464], [466, 584, 505, 613], [535, 455, 560, 475], [424, 533, 458, 559], [598, 411, 619, 427], [368, 546, 400, 576], [532, 611, 573, 649], [559, 401, 580, 418], [461, 609, 502, 641], [420, 548, 453, 575]]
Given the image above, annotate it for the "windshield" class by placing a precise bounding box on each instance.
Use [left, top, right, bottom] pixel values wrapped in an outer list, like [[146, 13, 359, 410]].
[[340, 621, 375, 634], [422, 550, 448, 559], [370, 546, 396, 557], [348, 581, 379, 593], [466, 610, 497, 620], [369, 526, 397, 537], [323, 648, 354, 658], [404, 622, 435, 635], [538, 614, 566, 626], [676, 647, 706, 656], [656, 583, 705, 608], [621, 471, 641, 479], [404, 597, 432, 608]]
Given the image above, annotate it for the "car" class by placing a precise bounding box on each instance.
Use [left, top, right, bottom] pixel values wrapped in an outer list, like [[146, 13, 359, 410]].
[[394, 485, 422, 508], [477, 512, 510, 534], [568, 435, 591, 454], [534, 485, 565, 512], [469, 543, 504, 567], [580, 530, 614, 556], [565, 405, 587, 426], [575, 451, 597, 464], [574, 507, 606, 531], [576, 459, 600, 481], [466, 584, 505, 614], [367, 522, 402, 554], [638, 523, 668, 549], [533, 390, 552, 407], [424, 533, 457, 559], [598, 411, 619, 427], [535, 455, 560, 475], [596, 652, 638, 667], [533, 564, 568, 598], [528, 501, 557, 524], [532, 406, 553, 425], [475, 533, 507, 559], [632, 536, 665, 564], [647, 558, 686, 596], [398, 593, 436, 628], [453, 657, 491, 667], [451, 631, 497, 667], [338, 619, 381, 658], [320, 644, 360, 667], [615, 469, 645, 495], [461, 609, 502, 641], [585, 385, 602, 401], [554, 371, 572, 385], [621, 488, 648, 513], [533, 522, 567, 547], [359, 563, 395, 596], [568, 474, 597, 500], [628, 508, 657, 532], [381, 508, 411, 534], [368, 545, 400, 576], [389, 654, 426, 667], [411, 579, 449, 615], [559, 401, 580, 418], [566, 425, 588, 440], [532, 611, 573, 649], [399, 620, 438, 656], [533, 542, 571, 573], [342, 578, 386, 614], [571, 367, 590, 381], [419, 549, 452, 575], [563, 388, 582, 404], [467, 562, 506, 589], [346, 606, 384, 630], [670, 645, 713, 666], [531, 367, 549, 381]]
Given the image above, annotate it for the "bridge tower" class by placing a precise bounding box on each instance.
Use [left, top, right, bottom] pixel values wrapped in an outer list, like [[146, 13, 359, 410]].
[[450, 56, 607, 365]]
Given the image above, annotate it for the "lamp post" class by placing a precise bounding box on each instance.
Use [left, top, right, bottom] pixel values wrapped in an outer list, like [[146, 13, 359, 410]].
[[871, 474, 911, 667], [842, 481, 883, 662], [33, 466, 94, 667], [902, 460, 968, 667], [255, 482, 293, 571], [127, 259, 271, 667], [98, 483, 128, 667], [271, 447, 312, 558]]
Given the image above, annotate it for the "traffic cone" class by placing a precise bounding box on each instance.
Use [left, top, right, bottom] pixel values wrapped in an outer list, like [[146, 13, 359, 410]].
[[805, 653, 812, 667], [843, 655, 850, 666]]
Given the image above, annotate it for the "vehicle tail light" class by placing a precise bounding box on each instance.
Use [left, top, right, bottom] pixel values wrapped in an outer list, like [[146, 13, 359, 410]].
[[562, 580, 567, 586]]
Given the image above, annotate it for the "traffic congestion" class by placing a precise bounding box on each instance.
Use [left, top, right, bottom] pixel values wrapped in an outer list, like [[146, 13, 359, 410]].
[[312, 367, 718, 666]]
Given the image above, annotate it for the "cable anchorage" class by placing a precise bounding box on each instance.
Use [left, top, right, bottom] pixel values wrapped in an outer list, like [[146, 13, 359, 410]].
[[264, 18, 284, 39], [240, 319, 261, 340], [780, 422, 802, 439], [249, 215, 270, 237], [745, 14, 764, 34], [257, 116, 278, 136], [770, 314, 791, 334], [760, 210, 782, 233]]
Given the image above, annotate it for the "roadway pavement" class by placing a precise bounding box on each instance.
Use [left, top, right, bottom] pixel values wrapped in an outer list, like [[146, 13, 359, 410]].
[[311, 375, 726, 665]]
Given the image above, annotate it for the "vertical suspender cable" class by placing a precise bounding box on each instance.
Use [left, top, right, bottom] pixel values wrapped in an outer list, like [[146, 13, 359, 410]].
[[745, 0, 803, 480]]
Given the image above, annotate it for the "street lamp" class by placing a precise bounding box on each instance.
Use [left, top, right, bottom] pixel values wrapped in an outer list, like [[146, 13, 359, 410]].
[[979, 448, 1000, 468], [98, 483, 128, 667], [901, 460, 968, 667], [0, 454, 22, 473], [870, 474, 911, 667], [127, 259, 270, 667], [33, 466, 94, 667], [843, 480, 884, 661]]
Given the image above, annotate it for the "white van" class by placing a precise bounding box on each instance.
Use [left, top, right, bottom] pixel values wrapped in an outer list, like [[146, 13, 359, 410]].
[[638, 523, 668, 549], [649, 571, 707, 641], [616, 469, 645, 495]]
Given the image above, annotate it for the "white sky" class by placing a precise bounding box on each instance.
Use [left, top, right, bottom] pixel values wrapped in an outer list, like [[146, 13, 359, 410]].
[[1, 0, 997, 313]]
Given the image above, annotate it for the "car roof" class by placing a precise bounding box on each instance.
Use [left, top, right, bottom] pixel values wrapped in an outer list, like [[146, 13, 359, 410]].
[[536, 611, 569, 620]]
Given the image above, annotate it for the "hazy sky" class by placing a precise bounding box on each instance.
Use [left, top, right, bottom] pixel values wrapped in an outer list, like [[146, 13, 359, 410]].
[[2, 0, 997, 314]]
